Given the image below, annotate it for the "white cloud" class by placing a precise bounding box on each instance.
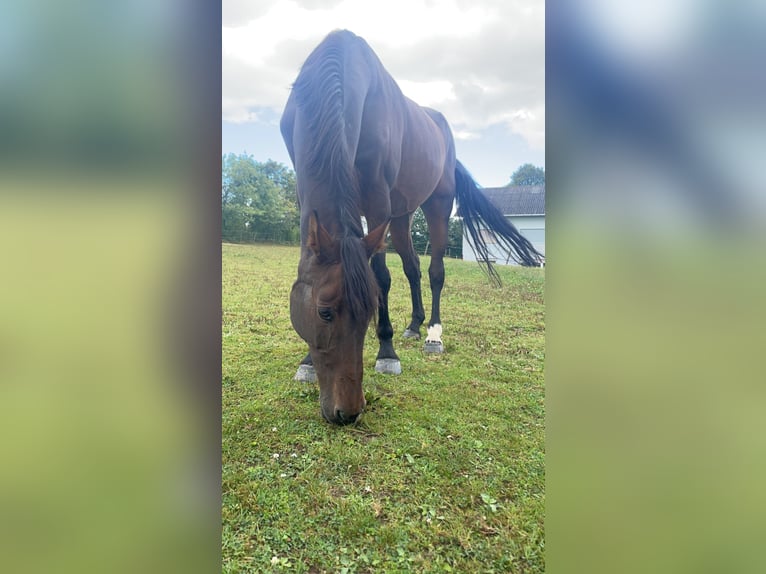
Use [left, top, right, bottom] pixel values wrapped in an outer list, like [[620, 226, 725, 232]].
[[222, 98, 262, 124], [396, 80, 456, 107], [222, 0, 544, 152], [453, 130, 481, 141], [504, 105, 545, 151], [222, 0, 279, 27]]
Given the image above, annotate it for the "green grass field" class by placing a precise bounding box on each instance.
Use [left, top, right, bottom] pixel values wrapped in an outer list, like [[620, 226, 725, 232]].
[[222, 243, 545, 573]]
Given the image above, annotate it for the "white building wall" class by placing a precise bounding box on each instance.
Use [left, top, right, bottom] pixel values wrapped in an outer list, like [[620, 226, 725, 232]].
[[462, 215, 545, 266]]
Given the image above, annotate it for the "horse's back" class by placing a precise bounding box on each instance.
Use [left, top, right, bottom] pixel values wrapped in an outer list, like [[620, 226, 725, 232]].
[[282, 30, 455, 221]]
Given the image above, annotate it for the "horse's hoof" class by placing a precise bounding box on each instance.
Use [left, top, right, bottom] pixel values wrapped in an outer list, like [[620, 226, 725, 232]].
[[375, 358, 402, 375], [424, 341, 444, 354], [294, 364, 317, 382], [424, 324, 444, 354], [402, 328, 421, 340]]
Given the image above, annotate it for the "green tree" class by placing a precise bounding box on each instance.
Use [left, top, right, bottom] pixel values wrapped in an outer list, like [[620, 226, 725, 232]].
[[405, 208, 462, 258], [257, 159, 299, 233], [510, 163, 545, 186], [222, 153, 299, 243], [410, 208, 429, 255], [448, 217, 463, 259]]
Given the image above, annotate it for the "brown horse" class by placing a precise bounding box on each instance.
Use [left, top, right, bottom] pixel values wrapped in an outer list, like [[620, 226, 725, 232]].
[[280, 30, 543, 424]]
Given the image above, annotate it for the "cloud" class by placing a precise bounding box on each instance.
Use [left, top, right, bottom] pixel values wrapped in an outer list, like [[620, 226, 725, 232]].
[[222, 0, 278, 27], [292, 0, 348, 10], [396, 80, 456, 107], [222, 52, 291, 121], [222, 0, 544, 150], [453, 130, 481, 141], [222, 100, 261, 124]]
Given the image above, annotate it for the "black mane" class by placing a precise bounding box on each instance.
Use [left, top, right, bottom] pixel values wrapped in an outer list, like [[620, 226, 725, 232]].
[[292, 31, 377, 322], [292, 30, 363, 239]]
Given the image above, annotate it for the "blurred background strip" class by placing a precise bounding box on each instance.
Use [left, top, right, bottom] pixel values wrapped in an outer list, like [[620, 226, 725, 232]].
[[547, 1, 766, 573], [0, 1, 221, 573]]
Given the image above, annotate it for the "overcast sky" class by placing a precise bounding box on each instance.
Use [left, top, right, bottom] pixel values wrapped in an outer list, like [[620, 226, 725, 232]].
[[222, 0, 544, 187]]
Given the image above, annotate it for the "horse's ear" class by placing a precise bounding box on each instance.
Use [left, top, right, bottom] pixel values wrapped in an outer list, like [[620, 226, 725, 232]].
[[307, 211, 338, 261], [363, 220, 390, 259]]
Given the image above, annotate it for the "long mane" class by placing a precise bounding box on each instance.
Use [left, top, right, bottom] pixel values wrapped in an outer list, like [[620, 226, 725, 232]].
[[292, 31, 377, 322]]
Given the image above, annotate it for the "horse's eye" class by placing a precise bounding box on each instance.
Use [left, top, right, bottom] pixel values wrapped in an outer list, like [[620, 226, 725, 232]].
[[318, 306, 334, 322]]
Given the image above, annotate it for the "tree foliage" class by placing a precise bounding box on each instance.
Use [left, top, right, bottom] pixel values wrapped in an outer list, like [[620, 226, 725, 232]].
[[510, 163, 545, 186], [222, 154, 299, 243], [221, 154, 463, 257], [407, 208, 463, 259]]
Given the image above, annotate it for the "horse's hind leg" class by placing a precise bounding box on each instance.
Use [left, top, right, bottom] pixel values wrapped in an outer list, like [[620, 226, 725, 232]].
[[371, 252, 402, 374], [389, 213, 426, 339], [420, 189, 453, 354]]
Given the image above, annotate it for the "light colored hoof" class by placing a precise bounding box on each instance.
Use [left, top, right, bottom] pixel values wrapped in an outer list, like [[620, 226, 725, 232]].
[[424, 324, 444, 354], [402, 328, 421, 340], [294, 364, 316, 382], [375, 358, 402, 375], [424, 341, 444, 354]]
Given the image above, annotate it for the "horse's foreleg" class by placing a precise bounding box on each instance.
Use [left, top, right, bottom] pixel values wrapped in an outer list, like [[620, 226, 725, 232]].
[[402, 254, 426, 339], [389, 215, 426, 339], [371, 252, 402, 374]]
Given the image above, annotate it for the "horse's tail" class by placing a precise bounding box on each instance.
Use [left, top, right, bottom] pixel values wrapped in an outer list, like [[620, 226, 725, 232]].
[[454, 160, 544, 283]]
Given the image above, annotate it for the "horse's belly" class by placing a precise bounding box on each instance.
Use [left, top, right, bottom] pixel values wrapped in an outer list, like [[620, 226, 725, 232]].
[[391, 150, 444, 214]]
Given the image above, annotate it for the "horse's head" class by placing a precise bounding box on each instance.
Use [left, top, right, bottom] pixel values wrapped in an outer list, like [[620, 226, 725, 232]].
[[290, 212, 388, 424]]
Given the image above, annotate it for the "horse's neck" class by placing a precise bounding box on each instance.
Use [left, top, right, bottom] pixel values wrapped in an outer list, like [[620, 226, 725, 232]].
[[301, 201, 358, 240]]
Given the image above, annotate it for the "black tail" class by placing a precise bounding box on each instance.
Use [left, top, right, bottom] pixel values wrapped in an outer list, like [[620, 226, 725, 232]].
[[455, 160, 544, 282]]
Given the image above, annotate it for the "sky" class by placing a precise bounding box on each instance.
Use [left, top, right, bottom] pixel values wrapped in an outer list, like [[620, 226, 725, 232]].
[[222, 0, 544, 187]]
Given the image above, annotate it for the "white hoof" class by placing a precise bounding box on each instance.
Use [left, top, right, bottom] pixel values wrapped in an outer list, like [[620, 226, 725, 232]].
[[375, 358, 402, 375], [294, 364, 316, 382]]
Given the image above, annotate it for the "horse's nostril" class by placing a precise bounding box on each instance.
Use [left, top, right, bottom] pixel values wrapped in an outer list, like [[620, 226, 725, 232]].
[[334, 409, 359, 425]]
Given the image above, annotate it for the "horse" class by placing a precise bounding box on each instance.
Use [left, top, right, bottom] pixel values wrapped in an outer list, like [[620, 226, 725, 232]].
[[280, 30, 543, 425]]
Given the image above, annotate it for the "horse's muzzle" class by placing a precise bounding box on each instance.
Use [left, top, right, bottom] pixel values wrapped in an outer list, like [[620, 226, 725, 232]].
[[324, 407, 362, 425]]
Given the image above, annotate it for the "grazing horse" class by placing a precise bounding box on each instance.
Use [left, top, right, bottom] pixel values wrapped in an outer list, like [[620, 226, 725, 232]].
[[280, 30, 543, 424]]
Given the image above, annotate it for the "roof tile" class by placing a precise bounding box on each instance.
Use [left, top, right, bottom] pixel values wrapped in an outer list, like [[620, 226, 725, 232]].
[[481, 185, 545, 216]]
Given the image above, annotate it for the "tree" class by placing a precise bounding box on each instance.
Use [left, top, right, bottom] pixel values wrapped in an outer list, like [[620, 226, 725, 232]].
[[222, 153, 299, 243], [410, 208, 429, 254], [257, 159, 299, 233], [447, 217, 463, 259], [510, 163, 545, 186], [406, 207, 462, 258]]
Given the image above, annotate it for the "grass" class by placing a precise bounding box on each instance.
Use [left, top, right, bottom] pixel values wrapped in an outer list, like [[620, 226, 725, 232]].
[[222, 242, 545, 573]]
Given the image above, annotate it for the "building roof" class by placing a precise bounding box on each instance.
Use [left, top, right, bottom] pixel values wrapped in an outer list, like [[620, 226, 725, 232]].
[[481, 185, 545, 216]]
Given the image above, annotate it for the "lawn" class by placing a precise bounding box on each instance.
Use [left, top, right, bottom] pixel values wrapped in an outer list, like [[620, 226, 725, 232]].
[[222, 242, 545, 573]]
